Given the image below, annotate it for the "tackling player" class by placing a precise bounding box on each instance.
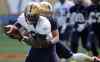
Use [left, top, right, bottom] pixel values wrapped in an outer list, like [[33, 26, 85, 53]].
[[39, 1, 100, 62]]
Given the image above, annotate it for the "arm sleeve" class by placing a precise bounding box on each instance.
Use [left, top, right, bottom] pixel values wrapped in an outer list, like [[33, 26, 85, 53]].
[[48, 17, 58, 32], [14, 23, 22, 29], [13, 13, 25, 29]]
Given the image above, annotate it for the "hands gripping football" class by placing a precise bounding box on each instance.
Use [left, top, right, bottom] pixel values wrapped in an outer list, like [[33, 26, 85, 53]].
[[22, 31, 53, 48], [4, 25, 23, 41], [4, 25, 52, 47], [4, 25, 33, 43]]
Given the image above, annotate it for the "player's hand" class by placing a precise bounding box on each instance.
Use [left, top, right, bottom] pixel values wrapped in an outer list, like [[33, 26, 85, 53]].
[[22, 32, 54, 48], [34, 33, 49, 47], [92, 56, 100, 62], [22, 36, 33, 46], [3, 25, 23, 41]]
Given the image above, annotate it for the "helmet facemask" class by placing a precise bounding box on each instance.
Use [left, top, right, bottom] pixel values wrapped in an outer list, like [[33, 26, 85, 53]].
[[25, 14, 39, 24], [24, 4, 40, 24]]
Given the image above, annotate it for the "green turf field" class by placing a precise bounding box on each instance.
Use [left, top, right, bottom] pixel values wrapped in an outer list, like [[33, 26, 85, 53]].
[[0, 27, 100, 62], [0, 28, 30, 62]]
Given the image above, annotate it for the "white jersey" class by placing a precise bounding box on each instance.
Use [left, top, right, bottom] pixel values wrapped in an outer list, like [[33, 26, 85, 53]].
[[15, 13, 52, 40]]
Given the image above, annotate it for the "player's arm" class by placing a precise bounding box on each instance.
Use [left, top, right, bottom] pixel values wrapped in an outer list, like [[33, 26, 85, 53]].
[[13, 13, 24, 29], [51, 30, 59, 44], [49, 17, 59, 44], [14, 22, 22, 29], [4, 24, 23, 41], [4, 14, 24, 41]]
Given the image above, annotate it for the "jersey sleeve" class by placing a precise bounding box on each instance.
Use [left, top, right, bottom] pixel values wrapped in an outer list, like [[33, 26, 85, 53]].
[[14, 13, 27, 29], [14, 22, 22, 29], [37, 17, 51, 35], [47, 17, 58, 32]]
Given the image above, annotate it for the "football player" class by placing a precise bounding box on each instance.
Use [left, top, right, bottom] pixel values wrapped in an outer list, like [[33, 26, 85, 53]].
[[91, 0, 100, 48], [4, 1, 100, 62], [53, 0, 74, 41], [39, 1, 100, 62], [4, 2, 59, 62], [69, 0, 99, 56]]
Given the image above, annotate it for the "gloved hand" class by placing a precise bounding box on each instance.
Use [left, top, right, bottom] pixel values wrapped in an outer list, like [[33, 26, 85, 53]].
[[3, 25, 23, 41], [34, 33, 53, 48]]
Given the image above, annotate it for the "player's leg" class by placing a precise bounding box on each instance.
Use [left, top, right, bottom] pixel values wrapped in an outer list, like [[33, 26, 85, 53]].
[[89, 32, 99, 56], [64, 25, 72, 41], [56, 42, 73, 58], [71, 53, 100, 62], [82, 26, 99, 56], [25, 47, 59, 62], [95, 23, 100, 48], [70, 29, 80, 53], [56, 42, 100, 62], [81, 27, 90, 51], [25, 48, 36, 62]]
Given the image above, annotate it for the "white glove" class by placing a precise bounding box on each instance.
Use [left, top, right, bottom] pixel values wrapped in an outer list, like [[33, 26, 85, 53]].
[[77, 24, 86, 32], [60, 23, 67, 33]]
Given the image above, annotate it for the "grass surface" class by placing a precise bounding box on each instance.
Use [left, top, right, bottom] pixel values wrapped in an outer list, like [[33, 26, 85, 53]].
[[0, 29, 30, 62], [0, 27, 100, 62]]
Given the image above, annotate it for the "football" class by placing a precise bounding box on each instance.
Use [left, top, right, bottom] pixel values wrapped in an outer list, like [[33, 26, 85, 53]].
[[4, 25, 22, 40], [4, 25, 19, 35]]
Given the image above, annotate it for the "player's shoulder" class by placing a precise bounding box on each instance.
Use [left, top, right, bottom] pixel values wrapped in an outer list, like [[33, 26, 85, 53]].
[[70, 5, 77, 12], [17, 13, 26, 23], [39, 16, 50, 24], [17, 13, 25, 20], [37, 16, 51, 34], [16, 13, 28, 27], [39, 16, 48, 20], [47, 16, 57, 25], [88, 4, 97, 12]]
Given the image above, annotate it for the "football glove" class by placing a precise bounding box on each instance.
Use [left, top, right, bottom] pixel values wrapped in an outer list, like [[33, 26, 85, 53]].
[[22, 31, 53, 48], [4, 25, 23, 41]]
